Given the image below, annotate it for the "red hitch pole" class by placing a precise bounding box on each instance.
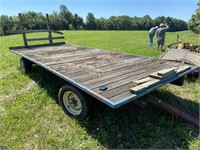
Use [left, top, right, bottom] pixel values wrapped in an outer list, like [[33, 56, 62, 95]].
[[147, 95, 199, 128]]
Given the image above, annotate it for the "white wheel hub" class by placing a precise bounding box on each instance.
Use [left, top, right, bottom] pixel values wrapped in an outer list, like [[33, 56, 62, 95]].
[[63, 91, 82, 116]]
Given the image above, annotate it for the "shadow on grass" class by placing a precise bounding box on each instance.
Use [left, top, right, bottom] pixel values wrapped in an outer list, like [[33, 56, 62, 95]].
[[27, 65, 199, 149]]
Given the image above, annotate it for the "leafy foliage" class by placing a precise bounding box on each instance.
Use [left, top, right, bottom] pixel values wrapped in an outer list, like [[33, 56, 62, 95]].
[[86, 12, 97, 30], [0, 5, 189, 36], [188, 0, 200, 34]]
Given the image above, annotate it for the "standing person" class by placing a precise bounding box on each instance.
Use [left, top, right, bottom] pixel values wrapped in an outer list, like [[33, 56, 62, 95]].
[[156, 23, 169, 51], [148, 26, 159, 47]]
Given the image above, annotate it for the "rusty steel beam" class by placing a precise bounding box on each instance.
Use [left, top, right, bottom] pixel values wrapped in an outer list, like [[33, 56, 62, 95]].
[[147, 95, 199, 128]]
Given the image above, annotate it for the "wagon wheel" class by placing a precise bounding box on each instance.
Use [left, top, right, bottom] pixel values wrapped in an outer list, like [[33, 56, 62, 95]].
[[20, 57, 32, 73], [58, 84, 89, 120]]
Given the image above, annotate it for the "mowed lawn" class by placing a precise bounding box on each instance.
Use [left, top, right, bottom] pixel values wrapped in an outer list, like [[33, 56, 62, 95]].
[[0, 30, 199, 149]]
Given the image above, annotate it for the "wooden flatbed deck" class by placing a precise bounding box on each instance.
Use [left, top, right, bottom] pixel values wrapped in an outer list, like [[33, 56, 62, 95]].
[[10, 44, 197, 108]]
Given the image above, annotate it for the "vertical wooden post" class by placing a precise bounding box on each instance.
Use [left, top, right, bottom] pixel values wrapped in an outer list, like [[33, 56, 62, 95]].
[[46, 14, 53, 45], [18, 13, 28, 47]]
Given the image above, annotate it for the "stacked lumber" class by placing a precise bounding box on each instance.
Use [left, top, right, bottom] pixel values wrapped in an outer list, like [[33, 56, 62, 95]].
[[149, 68, 176, 79], [130, 65, 191, 94]]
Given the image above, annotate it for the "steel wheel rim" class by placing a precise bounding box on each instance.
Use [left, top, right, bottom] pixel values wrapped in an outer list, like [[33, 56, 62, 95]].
[[63, 91, 82, 116]]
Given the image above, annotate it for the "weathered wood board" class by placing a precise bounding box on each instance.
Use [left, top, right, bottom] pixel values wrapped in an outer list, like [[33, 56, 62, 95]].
[[161, 49, 200, 66]]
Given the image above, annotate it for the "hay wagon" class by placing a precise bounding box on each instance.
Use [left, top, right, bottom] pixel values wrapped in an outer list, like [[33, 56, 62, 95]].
[[5, 14, 198, 124]]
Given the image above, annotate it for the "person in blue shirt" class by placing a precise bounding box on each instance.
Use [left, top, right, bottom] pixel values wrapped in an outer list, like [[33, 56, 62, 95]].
[[148, 26, 159, 47], [156, 23, 169, 51]]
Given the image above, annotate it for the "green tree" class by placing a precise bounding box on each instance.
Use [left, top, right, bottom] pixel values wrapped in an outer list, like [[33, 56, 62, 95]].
[[73, 13, 85, 30], [142, 15, 153, 30], [59, 5, 73, 30], [21, 11, 46, 30], [188, 0, 200, 34], [86, 12, 96, 30], [96, 17, 108, 30], [107, 16, 118, 30], [0, 15, 17, 35], [49, 11, 62, 30]]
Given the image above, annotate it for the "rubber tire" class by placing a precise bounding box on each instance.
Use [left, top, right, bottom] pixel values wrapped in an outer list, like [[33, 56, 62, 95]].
[[20, 57, 32, 73], [58, 84, 89, 120]]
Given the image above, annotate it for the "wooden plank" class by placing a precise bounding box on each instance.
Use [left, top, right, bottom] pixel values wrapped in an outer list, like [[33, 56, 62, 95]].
[[109, 91, 133, 102], [161, 49, 200, 66], [3, 21, 57, 25], [51, 31, 64, 35], [47, 52, 139, 70], [18, 45, 91, 55], [23, 48, 104, 62], [157, 68, 176, 77], [130, 78, 160, 94], [44, 50, 112, 66], [93, 57, 147, 70], [131, 77, 152, 87], [149, 67, 177, 79], [41, 49, 119, 64], [149, 65, 190, 80], [101, 83, 133, 98], [176, 65, 191, 73], [9, 42, 65, 50], [6, 29, 63, 35], [26, 36, 64, 41], [149, 72, 163, 79]]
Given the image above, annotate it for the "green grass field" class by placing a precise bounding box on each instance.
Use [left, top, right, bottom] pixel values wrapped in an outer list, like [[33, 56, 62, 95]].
[[0, 30, 200, 149]]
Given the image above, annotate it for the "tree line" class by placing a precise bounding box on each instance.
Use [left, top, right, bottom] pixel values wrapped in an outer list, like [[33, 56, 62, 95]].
[[188, 0, 200, 34], [0, 5, 190, 36]]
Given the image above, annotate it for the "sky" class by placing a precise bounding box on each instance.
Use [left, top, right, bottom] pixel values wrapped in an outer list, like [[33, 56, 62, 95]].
[[0, 0, 198, 22]]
